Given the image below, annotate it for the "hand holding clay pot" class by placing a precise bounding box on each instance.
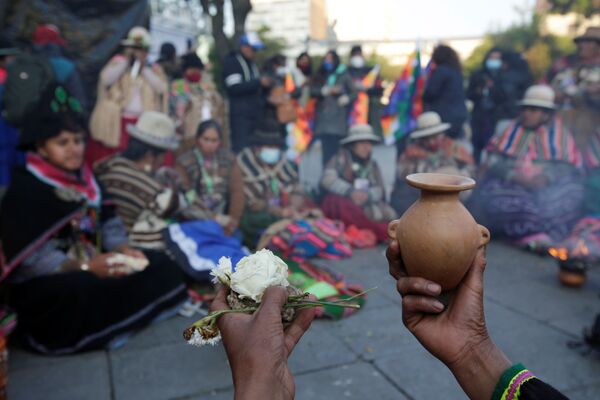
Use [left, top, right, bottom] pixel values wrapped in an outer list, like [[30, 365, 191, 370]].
[[388, 173, 490, 291], [387, 241, 512, 400]]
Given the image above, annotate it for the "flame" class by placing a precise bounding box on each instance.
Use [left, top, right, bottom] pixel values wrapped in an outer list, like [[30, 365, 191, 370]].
[[548, 247, 568, 261], [548, 239, 589, 261]]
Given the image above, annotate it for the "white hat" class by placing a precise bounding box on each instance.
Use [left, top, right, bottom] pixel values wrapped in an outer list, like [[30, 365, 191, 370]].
[[410, 112, 451, 139], [340, 124, 381, 145], [517, 85, 556, 110], [121, 27, 151, 49], [127, 111, 179, 150]]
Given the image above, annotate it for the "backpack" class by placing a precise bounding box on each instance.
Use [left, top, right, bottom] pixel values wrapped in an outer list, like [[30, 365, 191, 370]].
[[2, 53, 55, 126]]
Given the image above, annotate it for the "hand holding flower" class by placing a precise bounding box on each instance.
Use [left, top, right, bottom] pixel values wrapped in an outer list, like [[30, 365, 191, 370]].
[[213, 286, 315, 400]]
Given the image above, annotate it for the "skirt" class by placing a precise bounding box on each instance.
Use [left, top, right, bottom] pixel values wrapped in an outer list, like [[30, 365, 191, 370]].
[[477, 175, 584, 241], [85, 115, 138, 168], [8, 251, 187, 354]]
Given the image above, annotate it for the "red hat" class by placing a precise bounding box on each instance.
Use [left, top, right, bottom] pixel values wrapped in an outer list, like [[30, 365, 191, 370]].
[[32, 24, 66, 46]]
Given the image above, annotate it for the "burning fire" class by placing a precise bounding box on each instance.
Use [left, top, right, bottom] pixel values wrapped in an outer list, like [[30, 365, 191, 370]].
[[548, 239, 589, 261]]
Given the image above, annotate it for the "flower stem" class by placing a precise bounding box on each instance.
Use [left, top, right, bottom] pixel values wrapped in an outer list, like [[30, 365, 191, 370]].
[[287, 300, 361, 309]]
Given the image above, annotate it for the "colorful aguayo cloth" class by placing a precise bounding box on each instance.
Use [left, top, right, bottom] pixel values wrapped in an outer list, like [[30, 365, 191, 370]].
[[259, 218, 352, 262], [283, 257, 365, 319]]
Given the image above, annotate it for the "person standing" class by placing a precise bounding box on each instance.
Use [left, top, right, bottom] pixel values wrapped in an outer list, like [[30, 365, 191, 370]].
[[423, 44, 468, 139], [156, 42, 180, 82], [259, 54, 289, 138], [86, 27, 168, 166], [311, 50, 356, 166], [170, 52, 225, 153], [550, 26, 600, 148], [222, 32, 270, 153], [31, 24, 88, 112], [347, 45, 384, 136]]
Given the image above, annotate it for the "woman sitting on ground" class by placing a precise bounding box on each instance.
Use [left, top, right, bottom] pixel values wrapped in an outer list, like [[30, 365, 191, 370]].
[[475, 85, 584, 249], [237, 123, 319, 249], [320, 124, 397, 242], [391, 112, 474, 215], [95, 111, 208, 249], [0, 85, 186, 354], [176, 119, 244, 236]]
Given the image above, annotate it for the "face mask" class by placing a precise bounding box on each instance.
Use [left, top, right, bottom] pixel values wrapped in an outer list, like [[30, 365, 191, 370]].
[[350, 56, 365, 68], [185, 70, 202, 83], [323, 60, 334, 72], [486, 59, 502, 71], [259, 147, 281, 165], [276, 66, 287, 77], [298, 63, 311, 75]]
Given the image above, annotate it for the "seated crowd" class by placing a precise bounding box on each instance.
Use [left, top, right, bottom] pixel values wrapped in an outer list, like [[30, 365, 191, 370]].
[[0, 27, 597, 381]]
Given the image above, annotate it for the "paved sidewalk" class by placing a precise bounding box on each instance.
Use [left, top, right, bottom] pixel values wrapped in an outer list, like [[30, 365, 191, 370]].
[[8, 242, 600, 399]]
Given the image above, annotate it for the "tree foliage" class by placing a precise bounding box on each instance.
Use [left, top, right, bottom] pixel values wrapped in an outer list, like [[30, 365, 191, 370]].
[[254, 25, 287, 67], [199, 0, 252, 62], [544, 0, 600, 17]]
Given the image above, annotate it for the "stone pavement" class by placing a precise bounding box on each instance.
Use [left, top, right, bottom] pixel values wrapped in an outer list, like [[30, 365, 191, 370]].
[[7, 242, 600, 399]]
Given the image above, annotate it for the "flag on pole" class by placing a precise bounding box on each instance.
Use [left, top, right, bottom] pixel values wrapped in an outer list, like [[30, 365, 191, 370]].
[[381, 45, 425, 145], [348, 65, 380, 126], [285, 71, 316, 161]]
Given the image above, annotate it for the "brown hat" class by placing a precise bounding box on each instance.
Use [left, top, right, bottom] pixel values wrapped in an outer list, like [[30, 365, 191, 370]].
[[574, 27, 600, 43]]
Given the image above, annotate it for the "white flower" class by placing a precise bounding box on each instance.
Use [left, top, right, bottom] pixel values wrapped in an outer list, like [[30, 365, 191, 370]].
[[186, 330, 222, 347], [210, 256, 233, 285], [230, 249, 289, 302]]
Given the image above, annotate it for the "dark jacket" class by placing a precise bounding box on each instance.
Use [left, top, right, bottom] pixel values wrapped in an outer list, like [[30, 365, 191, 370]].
[[222, 51, 263, 118], [423, 65, 468, 138], [467, 58, 531, 152], [310, 67, 357, 136]]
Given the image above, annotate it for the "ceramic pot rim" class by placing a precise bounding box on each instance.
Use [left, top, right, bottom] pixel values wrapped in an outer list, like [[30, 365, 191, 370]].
[[406, 173, 476, 192]]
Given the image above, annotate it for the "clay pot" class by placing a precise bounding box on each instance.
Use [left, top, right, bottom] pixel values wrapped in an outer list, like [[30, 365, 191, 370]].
[[558, 270, 586, 288], [388, 173, 490, 291]]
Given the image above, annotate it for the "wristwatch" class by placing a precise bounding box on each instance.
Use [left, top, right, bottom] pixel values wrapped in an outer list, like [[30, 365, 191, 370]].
[[80, 263, 90, 271]]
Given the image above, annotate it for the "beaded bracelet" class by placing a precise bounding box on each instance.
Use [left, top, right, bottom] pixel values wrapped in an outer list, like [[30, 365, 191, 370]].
[[491, 363, 536, 400]]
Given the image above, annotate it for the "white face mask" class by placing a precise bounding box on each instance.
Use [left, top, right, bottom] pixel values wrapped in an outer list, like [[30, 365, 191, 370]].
[[259, 147, 281, 165], [276, 66, 287, 77], [350, 56, 365, 68], [486, 58, 502, 71]]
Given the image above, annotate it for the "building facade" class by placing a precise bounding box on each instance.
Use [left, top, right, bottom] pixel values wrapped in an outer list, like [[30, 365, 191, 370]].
[[246, 0, 328, 56]]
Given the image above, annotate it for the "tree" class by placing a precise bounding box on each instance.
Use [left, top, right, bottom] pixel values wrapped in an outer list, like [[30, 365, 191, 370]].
[[199, 0, 252, 62], [366, 52, 401, 83], [544, 0, 600, 17], [254, 25, 287, 67]]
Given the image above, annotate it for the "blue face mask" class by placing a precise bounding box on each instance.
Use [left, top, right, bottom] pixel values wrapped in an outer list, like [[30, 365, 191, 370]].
[[486, 58, 502, 71], [259, 147, 281, 165], [323, 60, 334, 72]]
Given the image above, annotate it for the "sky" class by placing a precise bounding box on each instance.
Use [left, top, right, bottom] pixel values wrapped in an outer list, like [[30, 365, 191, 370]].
[[326, 0, 535, 41]]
